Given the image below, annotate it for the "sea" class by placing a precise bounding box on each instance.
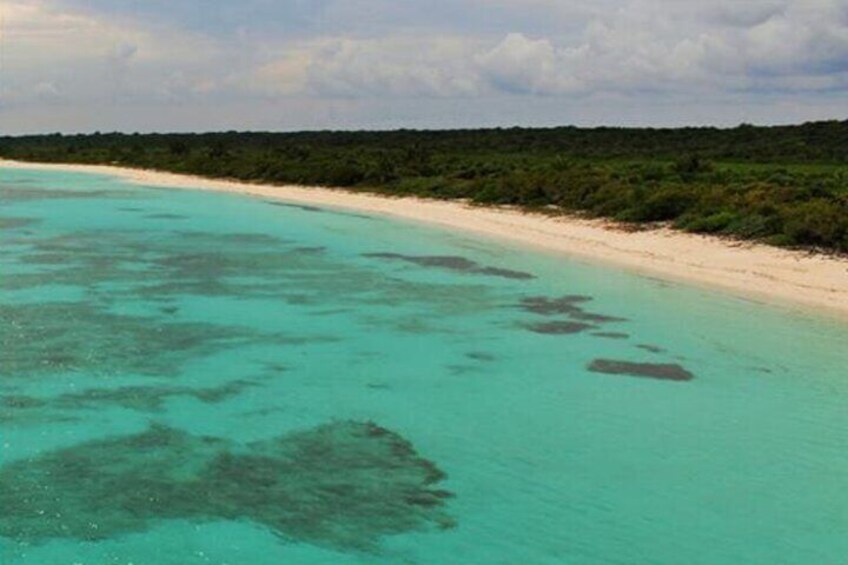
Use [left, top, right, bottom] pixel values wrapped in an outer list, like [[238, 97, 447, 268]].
[[1, 167, 846, 564]]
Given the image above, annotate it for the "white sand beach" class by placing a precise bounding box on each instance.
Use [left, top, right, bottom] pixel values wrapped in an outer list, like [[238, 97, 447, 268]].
[[3, 158, 847, 319]]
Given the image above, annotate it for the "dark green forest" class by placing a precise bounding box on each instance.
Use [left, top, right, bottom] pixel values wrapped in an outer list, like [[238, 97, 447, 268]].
[[2, 120, 847, 252]]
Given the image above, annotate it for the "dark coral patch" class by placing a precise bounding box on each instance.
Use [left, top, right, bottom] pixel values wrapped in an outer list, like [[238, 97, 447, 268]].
[[0, 395, 80, 425], [447, 364, 480, 375], [53, 380, 259, 413], [365, 253, 472, 270], [1, 395, 49, 409], [173, 231, 285, 246], [264, 200, 372, 220], [265, 200, 325, 213], [4, 228, 325, 299], [519, 295, 593, 315], [518, 295, 627, 323], [191, 380, 259, 403], [636, 344, 665, 354], [0, 217, 40, 230], [592, 332, 630, 340], [262, 361, 289, 373], [0, 302, 257, 378], [525, 321, 596, 335], [570, 311, 628, 323], [0, 421, 454, 552], [4, 229, 497, 315], [465, 351, 496, 362], [144, 213, 188, 220], [587, 359, 695, 382], [293, 246, 327, 254], [364, 252, 535, 280], [474, 267, 535, 280]]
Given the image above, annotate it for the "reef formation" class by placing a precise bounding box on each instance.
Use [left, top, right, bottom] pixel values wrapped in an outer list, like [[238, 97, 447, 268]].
[[0, 421, 455, 552]]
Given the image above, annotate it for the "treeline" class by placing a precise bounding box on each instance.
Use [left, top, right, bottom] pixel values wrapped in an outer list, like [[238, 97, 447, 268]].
[[1, 121, 847, 252]]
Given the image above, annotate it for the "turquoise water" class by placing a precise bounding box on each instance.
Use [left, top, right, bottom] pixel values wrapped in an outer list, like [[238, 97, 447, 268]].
[[1, 168, 847, 564]]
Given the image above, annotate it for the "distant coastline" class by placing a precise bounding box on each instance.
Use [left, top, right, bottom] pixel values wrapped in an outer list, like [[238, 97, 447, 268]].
[[2, 158, 848, 320]]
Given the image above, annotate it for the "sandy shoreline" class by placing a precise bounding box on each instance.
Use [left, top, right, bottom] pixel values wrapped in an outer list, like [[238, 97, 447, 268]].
[[3, 158, 848, 320]]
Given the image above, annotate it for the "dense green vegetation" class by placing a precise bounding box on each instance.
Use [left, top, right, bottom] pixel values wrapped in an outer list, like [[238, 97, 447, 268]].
[[2, 121, 847, 252]]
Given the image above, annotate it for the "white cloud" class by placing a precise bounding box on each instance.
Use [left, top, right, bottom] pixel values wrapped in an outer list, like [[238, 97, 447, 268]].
[[304, 37, 484, 97], [0, 0, 228, 105], [476, 33, 579, 94], [1, 0, 845, 132], [2, 1, 214, 66], [470, 0, 848, 95], [238, 0, 847, 100]]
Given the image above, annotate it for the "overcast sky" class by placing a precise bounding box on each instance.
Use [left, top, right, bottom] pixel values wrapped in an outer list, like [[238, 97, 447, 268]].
[[1, 0, 846, 134]]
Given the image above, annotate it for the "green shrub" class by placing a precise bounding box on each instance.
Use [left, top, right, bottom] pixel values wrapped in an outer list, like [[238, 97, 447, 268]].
[[782, 199, 848, 248], [679, 211, 738, 233]]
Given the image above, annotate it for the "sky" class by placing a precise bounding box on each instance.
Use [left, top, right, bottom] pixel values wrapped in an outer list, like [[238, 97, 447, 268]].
[[0, 0, 846, 134]]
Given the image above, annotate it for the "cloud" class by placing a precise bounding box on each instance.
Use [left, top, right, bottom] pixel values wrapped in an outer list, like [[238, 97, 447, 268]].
[[476, 34, 578, 95], [238, 0, 847, 99], [0, 0, 229, 106], [1, 0, 846, 133], [303, 37, 483, 97], [473, 1, 848, 95], [2, 1, 212, 66], [110, 42, 139, 64]]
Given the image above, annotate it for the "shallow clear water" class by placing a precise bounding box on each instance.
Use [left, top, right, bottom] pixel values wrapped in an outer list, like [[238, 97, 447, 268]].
[[1, 168, 846, 564]]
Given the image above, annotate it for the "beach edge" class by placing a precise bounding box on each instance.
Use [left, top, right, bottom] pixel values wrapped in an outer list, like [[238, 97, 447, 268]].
[[3, 158, 847, 320]]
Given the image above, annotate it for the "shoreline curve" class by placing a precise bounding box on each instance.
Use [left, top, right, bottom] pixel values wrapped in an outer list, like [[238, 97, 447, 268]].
[[2, 158, 847, 321]]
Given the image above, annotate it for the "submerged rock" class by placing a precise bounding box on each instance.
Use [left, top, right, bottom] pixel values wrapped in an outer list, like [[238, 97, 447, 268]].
[[0, 421, 454, 552], [587, 359, 695, 382]]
